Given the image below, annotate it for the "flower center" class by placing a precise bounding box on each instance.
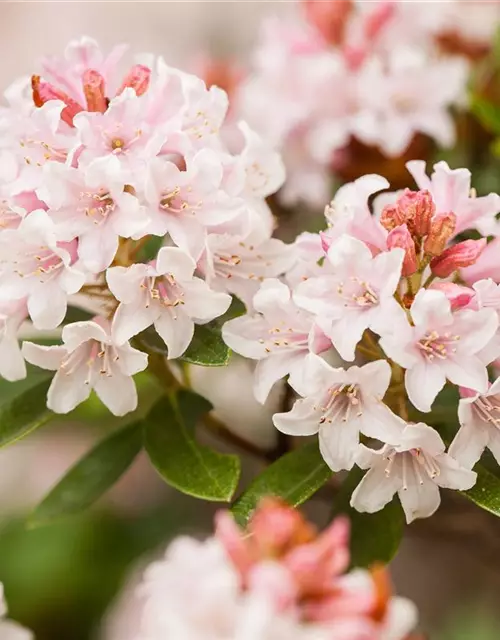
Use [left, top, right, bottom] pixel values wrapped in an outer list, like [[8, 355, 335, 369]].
[[384, 448, 441, 488], [80, 190, 115, 222], [337, 277, 379, 308], [111, 137, 125, 151], [473, 395, 500, 428], [258, 322, 309, 354], [159, 186, 203, 216], [144, 274, 185, 310], [315, 384, 363, 425], [417, 330, 460, 361], [61, 339, 119, 384]]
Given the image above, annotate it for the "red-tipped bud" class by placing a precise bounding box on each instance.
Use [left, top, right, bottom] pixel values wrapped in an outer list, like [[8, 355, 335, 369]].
[[396, 189, 435, 237], [82, 69, 107, 113], [320, 230, 334, 254], [423, 212, 456, 256], [430, 238, 487, 278], [380, 203, 406, 232], [31, 75, 84, 126], [363, 1, 396, 41], [430, 282, 476, 310], [117, 64, 151, 97], [386, 224, 417, 276], [303, 0, 353, 45]]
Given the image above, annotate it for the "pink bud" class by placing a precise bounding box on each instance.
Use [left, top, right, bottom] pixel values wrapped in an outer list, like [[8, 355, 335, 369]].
[[430, 238, 487, 278], [380, 203, 406, 232], [396, 189, 435, 237], [303, 0, 353, 45], [423, 212, 456, 256], [387, 224, 417, 276], [430, 282, 476, 310], [117, 64, 151, 97], [363, 1, 396, 41], [31, 75, 84, 126], [82, 69, 107, 113], [320, 230, 333, 253]]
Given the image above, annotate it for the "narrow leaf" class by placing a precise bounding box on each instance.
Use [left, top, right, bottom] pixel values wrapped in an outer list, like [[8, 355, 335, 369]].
[[30, 421, 143, 526], [232, 441, 331, 526], [333, 467, 405, 568], [463, 464, 500, 517], [144, 390, 240, 501], [470, 95, 500, 135], [0, 378, 53, 447]]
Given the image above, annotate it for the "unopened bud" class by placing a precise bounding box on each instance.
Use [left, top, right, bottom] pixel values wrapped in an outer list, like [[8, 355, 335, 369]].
[[31, 75, 83, 126], [380, 203, 406, 232], [320, 230, 334, 253], [117, 64, 151, 97], [430, 239, 487, 278], [397, 189, 435, 237], [303, 0, 353, 45], [387, 224, 417, 276], [430, 282, 476, 310], [424, 212, 456, 256], [82, 69, 107, 113]]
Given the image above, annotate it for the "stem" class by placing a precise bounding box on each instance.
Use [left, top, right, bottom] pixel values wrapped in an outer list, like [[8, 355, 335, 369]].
[[422, 273, 437, 289]]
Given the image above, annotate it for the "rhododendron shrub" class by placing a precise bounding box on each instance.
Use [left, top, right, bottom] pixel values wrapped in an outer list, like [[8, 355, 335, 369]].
[[2, 31, 500, 640]]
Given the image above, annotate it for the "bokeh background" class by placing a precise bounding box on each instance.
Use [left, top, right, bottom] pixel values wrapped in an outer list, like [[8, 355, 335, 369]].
[[0, 2, 500, 639]]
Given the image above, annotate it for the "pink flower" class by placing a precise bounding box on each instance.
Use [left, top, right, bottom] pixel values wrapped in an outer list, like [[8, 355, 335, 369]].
[[22, 317, 148, 415], [294, 234, 405, 361], [430, 238, 486, 278], [450, 379, 500, 469], [143, 149, 241, 259], [407, 160, 500, 237], [0, 209, 86, 329], [222, 279, 330, 403], [107, 247, 231, 359], [461, 238, 500, 284], [380, 289, 498, 412], [351, 420, 477, 523], [429, 282, 475, 311], [386, 224, 417, 276], [273, 354, 401, 471], [38, 156, 148, 272], [286, 232, 333, 288], [0, 299, 28, 382]]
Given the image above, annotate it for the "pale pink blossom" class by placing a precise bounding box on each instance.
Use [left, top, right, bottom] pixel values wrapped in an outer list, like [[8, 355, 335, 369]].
[[22, 317, 148, 415], [222, 279, 330, 403], [286, 231, 334, 288], [294, 234, 404, 361], [0, 583, 33, 640], [450, 379, 500, 469], [0, 299, 28, 382], [380, 289, 498, 412], [38, 155, 147, 272], [351, 420, 477, 523], [461, 238, 500, 284], [273, 353, 401, 472], [406, 160, 500, 237], [108, 247, 231, 358], [0, 209, 86, 329]]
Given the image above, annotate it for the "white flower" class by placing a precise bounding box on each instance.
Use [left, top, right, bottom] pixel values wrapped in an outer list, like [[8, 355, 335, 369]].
[[351, 421, 477, 524], [273, 354, 401, 472], [22, 317, 148, 416], [0, 299, 28, 381], [107, 246, 231, 359]]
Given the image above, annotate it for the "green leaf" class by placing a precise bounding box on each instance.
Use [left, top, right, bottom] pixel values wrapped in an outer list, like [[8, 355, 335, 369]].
[[470, 95, 500, 135], [0, 378, 53, 448], [136, 235, 164, 262], [463, 464, 500, 517], [63, 306, 94, 324], [144, 390, 240, 501], [30, 422, 143, 526], [333, 467, 405, 568], [232, 441, 331, 526], [181, 322, 231, 366]]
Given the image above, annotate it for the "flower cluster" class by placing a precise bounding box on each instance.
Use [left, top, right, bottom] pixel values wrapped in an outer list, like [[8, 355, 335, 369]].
[[224, 160, 500, 523], [235, 0, 489, 206], [137, 498, 418, 639], [0, 37, 290, 415]]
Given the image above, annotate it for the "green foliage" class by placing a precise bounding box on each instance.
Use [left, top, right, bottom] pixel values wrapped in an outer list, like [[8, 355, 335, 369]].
[[136, 235, 164, 262], [231, 441, 331, 526], [63, 305, 94, 324], [463, 464, 500, 517], [0, 378, 53, 448], [333, 467, 404, 568], [144, 390, 240, 501], [30, 422, 143, 526], [470, 95, 500, 136]]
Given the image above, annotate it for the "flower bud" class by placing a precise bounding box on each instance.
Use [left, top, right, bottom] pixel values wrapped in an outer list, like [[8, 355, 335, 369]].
[[380, 203, 406, 232], [397, 189, 435, 237], [430, 282, 476, 310], [31, 75, 83, 126], [117, 64, 151, 97], [386, 224, 417, 276], [303, 0, 353, 45], [320, 230, 333, 253], [82, 69, 107, 113], [430, 238, 487, 278], [423, 212, 456, 256]]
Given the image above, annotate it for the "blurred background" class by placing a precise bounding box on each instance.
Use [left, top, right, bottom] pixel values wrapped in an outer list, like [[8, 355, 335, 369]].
[[1, 2, 500, 639]]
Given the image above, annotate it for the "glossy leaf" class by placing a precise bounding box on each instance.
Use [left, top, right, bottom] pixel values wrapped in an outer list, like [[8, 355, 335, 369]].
[[144, 390, 240, 501], [232, 441, 331, 526], [0, 378, 53, 448], [463, 464, 500, 517], [181, 322, 231, 366], [30, 422, 143, 526], [333, 467, 405, 568]]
